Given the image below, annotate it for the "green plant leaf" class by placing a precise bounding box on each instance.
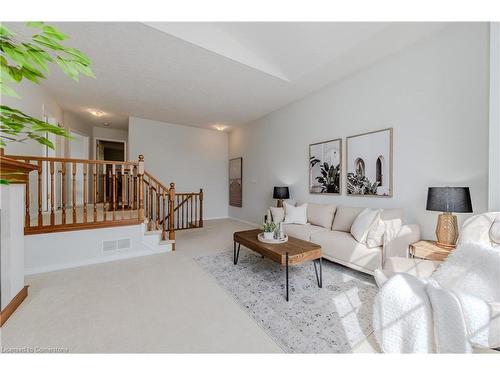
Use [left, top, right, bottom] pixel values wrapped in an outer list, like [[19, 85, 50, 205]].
[[32, 34, 64, 51], [28, 133, 55, 149], [26, 22, 44, 29], [42, 25, 68, 41], [55, 57, 79, 81], [0, 24, 14, 37], [0, 82, 20, 97], [0, 179, 9, 185]]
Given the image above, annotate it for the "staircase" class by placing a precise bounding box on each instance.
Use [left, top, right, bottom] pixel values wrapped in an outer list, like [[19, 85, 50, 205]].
[[3, 153, 204, 251]]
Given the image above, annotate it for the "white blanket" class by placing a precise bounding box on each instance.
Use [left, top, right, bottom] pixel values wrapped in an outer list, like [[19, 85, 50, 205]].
[[373, 242, 500, 353]]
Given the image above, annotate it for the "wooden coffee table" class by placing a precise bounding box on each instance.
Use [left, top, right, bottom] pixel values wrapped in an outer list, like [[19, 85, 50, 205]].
[[233, 229, 322, 301]]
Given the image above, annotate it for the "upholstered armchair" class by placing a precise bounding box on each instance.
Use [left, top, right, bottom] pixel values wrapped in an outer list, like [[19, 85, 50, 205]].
[[373, 212, 500, 353]]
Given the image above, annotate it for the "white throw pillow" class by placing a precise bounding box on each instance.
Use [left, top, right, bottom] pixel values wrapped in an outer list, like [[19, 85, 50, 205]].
[[351, 208, 381, 244], [269, 206, 285, 224], [366, 215, 386, 248], [283, 202, 308, 225]]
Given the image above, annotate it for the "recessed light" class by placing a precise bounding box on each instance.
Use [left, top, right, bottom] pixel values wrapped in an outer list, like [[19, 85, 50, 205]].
[[89, 109, 105, 117], [214, 125, 227, 131]]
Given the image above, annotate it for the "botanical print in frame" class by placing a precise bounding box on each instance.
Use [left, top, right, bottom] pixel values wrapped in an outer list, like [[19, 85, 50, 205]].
[[229, 157, 242, 207], [309, 138, 342, 194], [346, 128, 393, 197]]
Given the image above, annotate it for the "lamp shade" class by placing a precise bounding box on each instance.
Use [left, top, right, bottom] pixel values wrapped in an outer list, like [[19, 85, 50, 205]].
[[426, 187, 472, 213], [273, 186, 290, 200]]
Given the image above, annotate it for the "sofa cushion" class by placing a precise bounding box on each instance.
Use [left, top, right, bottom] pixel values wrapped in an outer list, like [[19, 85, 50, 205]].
[[307, 203, 336, 229], [331, 206, 364, 232], [282, 223, 328, 241], [311, 230, 382, 272], [283, 202, 308, 224], [351, 208, 381, 244]]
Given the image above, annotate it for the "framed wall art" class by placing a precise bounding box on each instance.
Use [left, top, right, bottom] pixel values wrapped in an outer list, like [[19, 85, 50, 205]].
[[229, 157, 242, 207], [346, 128, 393, 197], [309, 138, 342, 194]]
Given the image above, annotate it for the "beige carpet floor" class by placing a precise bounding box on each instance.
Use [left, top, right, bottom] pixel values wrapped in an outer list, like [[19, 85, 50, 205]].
[[0, 218, 380, 353]]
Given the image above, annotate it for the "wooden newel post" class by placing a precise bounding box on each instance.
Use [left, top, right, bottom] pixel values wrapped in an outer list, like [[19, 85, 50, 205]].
[[138, 154, 145, 222], [199, 188, 204, 228], [169, 182, 175, 250]]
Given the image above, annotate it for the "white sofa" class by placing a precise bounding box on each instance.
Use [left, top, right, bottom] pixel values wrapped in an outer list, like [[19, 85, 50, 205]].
[[267, 203, 420, 275]]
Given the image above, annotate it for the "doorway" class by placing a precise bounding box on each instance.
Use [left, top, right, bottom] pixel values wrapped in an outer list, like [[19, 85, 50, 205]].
[[95, 139, 127, 204]]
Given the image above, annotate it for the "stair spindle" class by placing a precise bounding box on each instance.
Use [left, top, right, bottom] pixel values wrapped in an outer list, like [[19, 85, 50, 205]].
[[37, 160, 43, 226], [50, 160, 55, 225], [61, 162, 67, 224], [83, 163, 88, 223], [93, 164, 98, 222]]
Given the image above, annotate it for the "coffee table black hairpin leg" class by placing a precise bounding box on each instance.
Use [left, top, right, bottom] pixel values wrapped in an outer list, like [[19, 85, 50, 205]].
[[233, 242, 241, 265], [285, 252, 289, 301], [313, 257, 323, 288]]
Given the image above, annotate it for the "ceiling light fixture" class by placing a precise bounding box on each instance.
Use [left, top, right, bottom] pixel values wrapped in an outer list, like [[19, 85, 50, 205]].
[[103, 122, 110, 127], [214, 125, 227, 131], [89, 109, 105, 117]]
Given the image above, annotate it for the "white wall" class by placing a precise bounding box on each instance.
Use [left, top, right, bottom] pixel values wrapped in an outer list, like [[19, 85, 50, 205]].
[[62, 111, 93, 158], [1, 184, 26, 309], [229, 23, 490, 239], [489, 22, 500, 211], [3, 80, 63, 157], [129, 117, 228, 219], [24, 224, 170, 275]]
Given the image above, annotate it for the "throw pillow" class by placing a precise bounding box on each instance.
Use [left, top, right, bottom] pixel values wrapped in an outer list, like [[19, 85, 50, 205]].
[[269, 206, 285, 224], [307, 203, 336, 229], [283, 202, 308, 225], [351, 208, 381, 244], [366, 215, 386, 248]]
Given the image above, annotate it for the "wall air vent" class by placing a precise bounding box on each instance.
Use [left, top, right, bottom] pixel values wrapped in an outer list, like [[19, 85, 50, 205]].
[[102, 238, 131, 253]]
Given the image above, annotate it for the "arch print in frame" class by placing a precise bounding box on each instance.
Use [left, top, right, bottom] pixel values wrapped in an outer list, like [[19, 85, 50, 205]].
[[346, 128, 393, 197]]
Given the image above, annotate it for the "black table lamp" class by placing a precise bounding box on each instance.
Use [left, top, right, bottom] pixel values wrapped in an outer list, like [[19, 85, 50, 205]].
[[273, 186, 289, 208], [426, 187, 473, 249]]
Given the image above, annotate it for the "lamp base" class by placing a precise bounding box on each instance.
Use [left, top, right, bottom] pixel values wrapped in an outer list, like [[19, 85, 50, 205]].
[[277, 199, 284, 208], [435, 212, 458, 249]]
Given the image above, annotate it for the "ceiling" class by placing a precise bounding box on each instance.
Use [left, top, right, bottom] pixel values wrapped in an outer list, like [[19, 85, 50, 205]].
[[6, 22, 448, 130]]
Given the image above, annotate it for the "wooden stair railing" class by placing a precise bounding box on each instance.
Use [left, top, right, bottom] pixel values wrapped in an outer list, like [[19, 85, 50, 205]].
[[4, 153, 204, 248], [159, 189, 204, 231]]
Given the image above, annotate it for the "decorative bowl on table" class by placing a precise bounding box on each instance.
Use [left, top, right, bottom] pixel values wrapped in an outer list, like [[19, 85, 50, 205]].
[[257, 232, 288, 244]]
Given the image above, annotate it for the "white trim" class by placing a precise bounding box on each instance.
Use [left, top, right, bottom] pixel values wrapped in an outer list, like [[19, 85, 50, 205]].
[[489, 22, 500, 211], [204, 216, 229, 220], [228, 216, 261, 227]]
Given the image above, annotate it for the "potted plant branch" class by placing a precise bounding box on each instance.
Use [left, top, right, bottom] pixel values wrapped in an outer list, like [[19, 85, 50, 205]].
[[262, 221, 277, 240], [1, 22, 94, 184]]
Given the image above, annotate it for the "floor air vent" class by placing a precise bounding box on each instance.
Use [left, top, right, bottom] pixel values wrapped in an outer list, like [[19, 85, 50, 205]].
[[102, 238, 131, 253]]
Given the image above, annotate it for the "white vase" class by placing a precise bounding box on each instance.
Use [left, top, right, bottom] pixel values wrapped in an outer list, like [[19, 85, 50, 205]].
[[263, 231, 274, 240]]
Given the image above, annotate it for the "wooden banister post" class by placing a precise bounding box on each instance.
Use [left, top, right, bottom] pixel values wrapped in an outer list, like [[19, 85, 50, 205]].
[[138, 154, 145, 222], [199, 188, 203, 228], [169, 182, 175, 250]]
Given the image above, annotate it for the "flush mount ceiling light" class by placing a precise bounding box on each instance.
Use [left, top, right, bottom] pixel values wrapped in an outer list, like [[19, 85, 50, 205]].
[[214, 125, 227, 131], [103, 122, 110, 127], [88, 109, 105, 117]]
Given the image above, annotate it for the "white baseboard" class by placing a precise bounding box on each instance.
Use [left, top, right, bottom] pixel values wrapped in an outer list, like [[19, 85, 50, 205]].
[[204, 216, 229, 220], [228, 216, 260, 227]]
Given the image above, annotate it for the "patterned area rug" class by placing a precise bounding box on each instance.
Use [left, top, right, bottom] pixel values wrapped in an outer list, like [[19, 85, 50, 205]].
[[195, 250, 378, 353]]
